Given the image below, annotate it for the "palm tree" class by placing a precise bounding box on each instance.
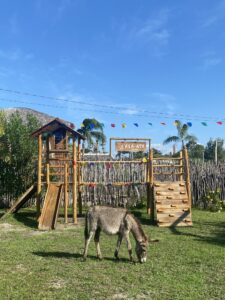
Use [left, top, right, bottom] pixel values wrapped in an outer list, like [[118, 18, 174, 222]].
[[77, 118, 106, 152], [163, 120, 197, 149]]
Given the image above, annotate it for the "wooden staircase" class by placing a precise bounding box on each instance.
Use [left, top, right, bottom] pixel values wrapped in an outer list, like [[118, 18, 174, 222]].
[[153, 181, 192, 227]]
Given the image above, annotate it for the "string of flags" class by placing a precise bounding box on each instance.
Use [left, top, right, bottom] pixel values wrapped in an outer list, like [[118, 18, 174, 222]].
[[75, 120, 224, 130]]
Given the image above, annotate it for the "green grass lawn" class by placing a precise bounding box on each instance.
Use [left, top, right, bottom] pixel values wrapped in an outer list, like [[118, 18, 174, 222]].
[[0, 208, 225, 300]]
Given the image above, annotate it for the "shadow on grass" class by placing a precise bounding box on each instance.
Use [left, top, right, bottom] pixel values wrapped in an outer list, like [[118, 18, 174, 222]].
[[33, 251, 131, 263], [14, 211, 37, 229], [131, 209, 155, 226], [170, 220, 225, 247]]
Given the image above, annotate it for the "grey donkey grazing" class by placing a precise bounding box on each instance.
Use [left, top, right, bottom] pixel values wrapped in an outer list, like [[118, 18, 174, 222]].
[[83, 206, 157, 263]]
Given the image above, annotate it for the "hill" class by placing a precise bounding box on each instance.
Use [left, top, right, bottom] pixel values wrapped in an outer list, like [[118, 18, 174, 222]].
[[1, 107, 69, 126]]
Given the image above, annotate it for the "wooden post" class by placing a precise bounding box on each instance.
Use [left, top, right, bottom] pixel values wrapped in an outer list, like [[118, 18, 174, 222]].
[[37, 134, 42, 217], [179, 151, 183, 181], [78, 138, 82, 216], [183, 148, 191, 207], [64, 163, 68, 223], [46, 163, 50, 185], [73, 138, 77, 224], [149, 149, 154, 221]]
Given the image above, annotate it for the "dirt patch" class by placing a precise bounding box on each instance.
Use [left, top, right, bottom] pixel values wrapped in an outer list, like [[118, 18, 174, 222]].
[[0, 223, 26, 232], [48, 278, 67, 289]]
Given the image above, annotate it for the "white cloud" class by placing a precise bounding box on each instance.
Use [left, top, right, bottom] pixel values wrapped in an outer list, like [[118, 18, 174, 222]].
[[117, 8, 171, 55], [0, 49, 34, 62], [134, 9, 170, 45], [200, 52, 222, 70], [201, 0, 225, 28]]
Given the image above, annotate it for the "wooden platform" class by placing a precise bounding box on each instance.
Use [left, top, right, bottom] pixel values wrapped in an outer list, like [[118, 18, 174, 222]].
[[153, 181, 192, 227], [38, 184, 63, 230]]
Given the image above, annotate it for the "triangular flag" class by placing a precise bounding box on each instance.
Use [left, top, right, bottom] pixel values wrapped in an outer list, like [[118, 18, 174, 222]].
[[160, 122, 166, 126], [173, 120, 179, 126], [70, 123, 75, 129], [88, 123, 95, 130], [111, 123, 116, 128], [148, 122, 153, 126], [80, 123, 85, 128], [201, 122, 207, 126], [187, 122, 192, 127], [216, 121, 223, 125], [122, 123, 127, 128], [134, 123, 139, 127]]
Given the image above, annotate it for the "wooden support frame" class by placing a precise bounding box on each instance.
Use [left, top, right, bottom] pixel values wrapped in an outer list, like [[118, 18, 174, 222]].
[[77, 138, 82, 216], [37, 134, 42, 217], [64, 163, 68, 223]]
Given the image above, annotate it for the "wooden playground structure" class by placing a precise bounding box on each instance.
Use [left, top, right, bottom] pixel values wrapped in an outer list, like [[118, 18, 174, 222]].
[[2, 120, 192, 229]]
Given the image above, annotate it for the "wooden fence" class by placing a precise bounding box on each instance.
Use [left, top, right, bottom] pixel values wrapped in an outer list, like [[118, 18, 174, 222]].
[[1, 159, 225, 208]]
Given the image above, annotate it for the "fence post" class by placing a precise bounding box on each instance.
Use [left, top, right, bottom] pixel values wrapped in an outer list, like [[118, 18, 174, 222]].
[[78, 138, 82, 216], [73, 137, 77, 224], [183, 148, 191, 207]]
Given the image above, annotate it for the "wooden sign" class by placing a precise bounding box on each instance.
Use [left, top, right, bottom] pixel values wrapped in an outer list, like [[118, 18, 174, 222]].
[[115, 142, 146, 152]]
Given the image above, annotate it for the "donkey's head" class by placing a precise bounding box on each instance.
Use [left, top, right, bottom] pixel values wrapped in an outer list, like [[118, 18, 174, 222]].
[[135, 238, 148, 263]]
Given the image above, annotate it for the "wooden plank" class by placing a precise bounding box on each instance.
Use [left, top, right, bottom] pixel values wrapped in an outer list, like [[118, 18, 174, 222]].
[[155, 191, 188, 196], [1, 185, 37, 218], [156, 204, 190, 209]]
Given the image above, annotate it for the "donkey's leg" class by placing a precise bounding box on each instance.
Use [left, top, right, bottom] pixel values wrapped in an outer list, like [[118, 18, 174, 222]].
[[124, 231, 133, 262], [83, 231, 94, 260], [114, 234, 123, 260], [94, 227, 102, 260]]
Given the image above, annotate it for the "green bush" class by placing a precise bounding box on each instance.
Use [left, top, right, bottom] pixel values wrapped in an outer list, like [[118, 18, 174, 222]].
[[202, 189, 223, 212]]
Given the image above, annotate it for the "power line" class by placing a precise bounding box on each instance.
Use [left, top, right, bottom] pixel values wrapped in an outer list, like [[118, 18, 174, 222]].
[[0, 87, 223, 121]]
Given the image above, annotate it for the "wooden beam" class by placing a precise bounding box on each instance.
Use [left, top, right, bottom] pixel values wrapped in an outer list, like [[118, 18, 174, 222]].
[[37, 134, 42, 217], [64, 163, 68, 223]]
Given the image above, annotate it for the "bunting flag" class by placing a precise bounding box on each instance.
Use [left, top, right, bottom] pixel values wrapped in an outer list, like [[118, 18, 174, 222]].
[[70, 123, 75, 129], [187, 122, 192, 127], [148, 122, 153, 126], [80, 123, 85, 128], [88, 123, 95, 130], [173, 120, 179, 126], [111, 123, 116, 128], [216, 121, 223, 125], [134, 123, 139, 127], [122, 123, 127, 128], [160, 122, 166, 126], [201, 122, 208, 126]]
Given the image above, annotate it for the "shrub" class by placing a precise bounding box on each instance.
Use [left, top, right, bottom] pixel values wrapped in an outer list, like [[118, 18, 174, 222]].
[[202, 189, 223, 212]]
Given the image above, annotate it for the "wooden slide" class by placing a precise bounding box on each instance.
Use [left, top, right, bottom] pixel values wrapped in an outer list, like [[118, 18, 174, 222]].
[[1, 184, 37, 219], [38, 183, 63, 230]]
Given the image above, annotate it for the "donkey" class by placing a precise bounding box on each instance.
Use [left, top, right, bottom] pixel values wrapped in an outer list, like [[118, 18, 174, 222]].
[[83, 206, 156, 263]]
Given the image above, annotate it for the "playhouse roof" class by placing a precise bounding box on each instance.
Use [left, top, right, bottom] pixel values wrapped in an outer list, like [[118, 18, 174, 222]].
[[31, 118, 85, 139]]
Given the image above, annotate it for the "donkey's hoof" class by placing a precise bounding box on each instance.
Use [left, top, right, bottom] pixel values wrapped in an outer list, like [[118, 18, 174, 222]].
[[114, 250, 119, 260], [97, 255, 103, 260]]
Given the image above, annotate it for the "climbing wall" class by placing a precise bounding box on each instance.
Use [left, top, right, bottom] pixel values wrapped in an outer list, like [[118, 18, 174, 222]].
[[154, 181, 192, 227]]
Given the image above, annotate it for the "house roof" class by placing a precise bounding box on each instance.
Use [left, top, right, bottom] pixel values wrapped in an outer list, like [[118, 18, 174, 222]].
[[31, 118, 85, 139]]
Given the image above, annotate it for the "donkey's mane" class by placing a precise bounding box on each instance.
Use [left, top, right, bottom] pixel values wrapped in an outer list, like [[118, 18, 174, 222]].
[[128, 213, 147, 241]]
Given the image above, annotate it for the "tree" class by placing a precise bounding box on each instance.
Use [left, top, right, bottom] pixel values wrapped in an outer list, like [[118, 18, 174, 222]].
[[77, 118, 106, 152], [0, 112, 41, 205], [186, 141, 205, 160], [204, 138, 225, 161], [163, 120, 197, 149]]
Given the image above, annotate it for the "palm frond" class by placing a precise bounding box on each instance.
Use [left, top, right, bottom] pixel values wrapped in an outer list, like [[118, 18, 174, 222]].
[[163, 136, 180, 145]]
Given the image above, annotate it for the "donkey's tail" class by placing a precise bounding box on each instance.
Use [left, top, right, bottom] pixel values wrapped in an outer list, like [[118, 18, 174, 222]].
[[84, 212, 90, 239]]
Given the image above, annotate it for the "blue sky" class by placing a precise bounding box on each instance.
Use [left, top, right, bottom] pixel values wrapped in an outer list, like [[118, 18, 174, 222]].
[[0, 0, 225, 153]]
